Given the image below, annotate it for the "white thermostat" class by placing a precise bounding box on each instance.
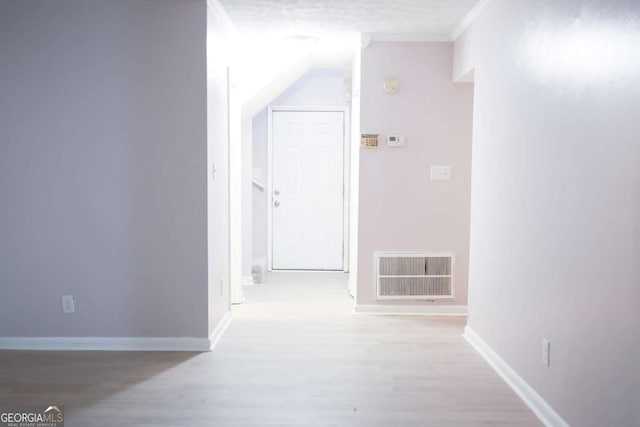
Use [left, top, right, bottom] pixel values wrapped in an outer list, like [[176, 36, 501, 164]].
[[387, 135, 405, 147]]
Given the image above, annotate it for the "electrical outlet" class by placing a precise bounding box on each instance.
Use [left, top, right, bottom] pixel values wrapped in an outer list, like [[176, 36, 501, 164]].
[[61, 295, 75, 314], [542, 338, 551, 367]]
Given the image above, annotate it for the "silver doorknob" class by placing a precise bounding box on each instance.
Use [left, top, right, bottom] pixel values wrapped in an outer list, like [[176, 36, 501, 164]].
[[274, 201, 280, 207], [274, 190, 280, 195]]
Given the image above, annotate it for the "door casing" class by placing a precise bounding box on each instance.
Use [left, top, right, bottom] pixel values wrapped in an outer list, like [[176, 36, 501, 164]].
[[267, 105, 350, 272]]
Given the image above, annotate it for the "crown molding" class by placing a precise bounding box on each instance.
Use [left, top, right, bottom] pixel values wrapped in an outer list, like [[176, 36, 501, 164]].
[[368, 33, 452, 43], [450, 0, 494, 41]]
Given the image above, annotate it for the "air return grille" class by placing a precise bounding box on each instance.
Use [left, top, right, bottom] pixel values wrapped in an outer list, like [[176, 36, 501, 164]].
[[375, 252, 454, 300]]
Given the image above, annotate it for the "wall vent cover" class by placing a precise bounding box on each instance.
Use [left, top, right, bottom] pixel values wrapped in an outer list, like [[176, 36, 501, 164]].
[[375, 252, 454, 300]]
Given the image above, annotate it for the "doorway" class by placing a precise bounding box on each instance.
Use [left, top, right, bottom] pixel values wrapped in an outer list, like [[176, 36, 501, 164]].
[[268, 107, 348, 271]]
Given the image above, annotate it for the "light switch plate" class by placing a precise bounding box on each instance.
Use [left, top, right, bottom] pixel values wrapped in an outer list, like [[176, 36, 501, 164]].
[[430, 165, 452, 181]]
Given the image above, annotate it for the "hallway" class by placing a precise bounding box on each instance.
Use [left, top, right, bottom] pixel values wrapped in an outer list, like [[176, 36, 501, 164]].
[[0, 273, 540, 426], [222, 272, 540, 425]]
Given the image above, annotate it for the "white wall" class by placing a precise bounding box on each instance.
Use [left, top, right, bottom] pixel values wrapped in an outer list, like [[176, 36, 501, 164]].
[[252, 110, 269, 264], [229, 73, 245, 303], [207, 0, 232, 331], [241, 119, 253, 282], [454, 0, 640, 425], [252, 68, 351, 265], [357, 42, 474, 306], [0, 0, 212, 339], [348, 46, 362, 298]]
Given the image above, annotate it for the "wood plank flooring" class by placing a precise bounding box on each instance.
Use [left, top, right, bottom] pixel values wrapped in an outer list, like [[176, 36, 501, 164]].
[[0, 272, 540, 426]]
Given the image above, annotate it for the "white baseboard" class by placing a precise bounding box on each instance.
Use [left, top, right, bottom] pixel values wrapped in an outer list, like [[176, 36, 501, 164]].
[[208, 310, 231, 351], [0, 336, 211, 352], [353, 304, 468, 316], [463, 326, 569, 427], [242, 275, 255, 286], [0, 311, 234, 352]]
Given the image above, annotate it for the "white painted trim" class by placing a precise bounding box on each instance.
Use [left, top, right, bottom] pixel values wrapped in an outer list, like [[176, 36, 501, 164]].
[[0, 337, 211, 352], [267, 106, 350, 272], [267, 106, 274, 271], [463, 326, 570, 427], [209, 310, 232, 351], [342, 106, 351, 273], [269, 106, 349, 113], [242, 275, 255, 286], [450, 0, 494, 41], [269, 270, 349, 274], [347, 47, 361, 298], [229, 71, 244, 307], [0, 313, 233, 352], [353, 304, 467, 316], [369, 33, 452, 42], [252, 179, 265, 191]]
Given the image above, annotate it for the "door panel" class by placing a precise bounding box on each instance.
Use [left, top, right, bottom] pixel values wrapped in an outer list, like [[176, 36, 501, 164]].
[[272, 111, 344, 270]]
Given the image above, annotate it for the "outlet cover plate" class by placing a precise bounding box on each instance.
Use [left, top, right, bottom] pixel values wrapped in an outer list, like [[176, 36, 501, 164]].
[[62, 295, 75, 314]]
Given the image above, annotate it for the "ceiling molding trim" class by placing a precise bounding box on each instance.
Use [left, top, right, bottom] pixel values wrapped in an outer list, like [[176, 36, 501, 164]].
[[369, 33, 452, 42], [208, 0, 237, 34], [369, 33, 452, 43], [450, 0, 494, 41]]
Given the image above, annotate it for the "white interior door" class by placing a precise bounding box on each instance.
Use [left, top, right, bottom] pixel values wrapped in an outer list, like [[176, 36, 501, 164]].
[[271, 110, 344, 270]]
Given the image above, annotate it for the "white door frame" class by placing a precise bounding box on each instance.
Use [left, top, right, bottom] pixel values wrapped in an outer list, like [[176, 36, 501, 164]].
[[267, 105, 350, 272]]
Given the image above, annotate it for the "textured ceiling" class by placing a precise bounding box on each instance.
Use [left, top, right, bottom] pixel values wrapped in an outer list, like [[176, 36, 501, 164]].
[[219, 0, 481, 37]]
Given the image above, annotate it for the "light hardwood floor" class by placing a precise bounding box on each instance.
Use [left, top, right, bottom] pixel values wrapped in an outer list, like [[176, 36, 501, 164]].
[[0, 273, 540, 426]]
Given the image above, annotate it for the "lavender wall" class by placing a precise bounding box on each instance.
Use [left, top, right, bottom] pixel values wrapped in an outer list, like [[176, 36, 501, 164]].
[[252, 68, 350, 264], [357, 42, 473, 306], [0, 0, 211, 338], [454, 0, 640, 425]]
